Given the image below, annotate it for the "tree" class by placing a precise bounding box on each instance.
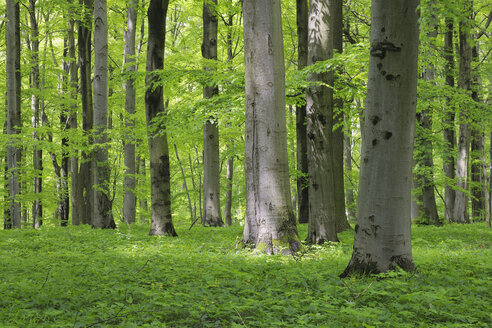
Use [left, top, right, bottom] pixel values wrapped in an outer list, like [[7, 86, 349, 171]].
[[296, 0, 309, 224], [123, 0, 139, 224], [6, 0, 22, 229], [202, 0, 223, 227], [305, 0, 338, 244], [341, 0, 419, 276], [242, 0, 300, 254], [146, 0, 177, 236]]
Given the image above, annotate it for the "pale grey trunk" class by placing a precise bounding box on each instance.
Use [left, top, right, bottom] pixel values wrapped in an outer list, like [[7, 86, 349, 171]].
[[332, 0, 350, 232], [29, 0, 43, 228], [343, 131, 355, 220], [341, 0, 418, 276], [443, 17, 456, 221], [489, 131, 491, 228], [78, 0, 94, 225], [452, 1, 473, 224], [174, 144, 193, 222], [202, 0, 223, 227], [92, 0, 114, 228], [123, 0, 138, 224], [6, 0, 21, 228], [306, 0, 338, 244], [242, 0, 300, 254], [296, 0, 309, 224], [136, 154, 149, 223], [146, 0, 176, 236], [224, 156, 234, 226], [415, 2, 439, 225]]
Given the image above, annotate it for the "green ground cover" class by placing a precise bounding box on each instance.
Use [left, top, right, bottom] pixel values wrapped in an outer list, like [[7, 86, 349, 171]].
[[0, 223, 490, 327]]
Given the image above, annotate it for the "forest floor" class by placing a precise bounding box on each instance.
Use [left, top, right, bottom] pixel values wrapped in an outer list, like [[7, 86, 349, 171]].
[[0, 222, 490, 327]]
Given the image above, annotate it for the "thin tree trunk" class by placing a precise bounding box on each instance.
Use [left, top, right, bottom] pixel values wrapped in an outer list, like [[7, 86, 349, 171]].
[[489, 130, 491, 228], [174, 144, 193, 222], [296, 0, 309, 224], [136, 154, 149, 223], [224, 156, 234, 226], [443, 17, 456, 221], [452, 0, 473, 224], [341, 0, 418, 276], [344, 130, 355, 220], [202, 0, 223, 227], [306, 0, 338, 244], [332, 0, 351, 232], [242, 0, 300, 254], [123, 0, 138, 224], [92, 0, 115, 228], [6, 0, 22, 228], [146, 0, 176, 236]]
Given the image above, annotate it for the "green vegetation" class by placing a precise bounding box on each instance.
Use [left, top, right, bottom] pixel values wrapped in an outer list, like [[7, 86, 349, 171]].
[[0, 223, 490, 327]]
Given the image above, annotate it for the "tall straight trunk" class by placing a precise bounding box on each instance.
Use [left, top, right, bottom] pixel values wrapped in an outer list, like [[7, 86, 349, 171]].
[[136, 154, 149, 223], [242, 0, 300, 254], [306, 0, 338, 244], [78, 0, 94, 225], [202, 0, 223, 227], [29, 0, 43, 229], [296, 0, 309, 224], [224, 156, 234, 226], [123, 0, 138, 224], [332, 0, 350, 232], [443, 17, 456, 221], [343, 130, 355, 220], [146, 0, 176, 236], [415, 0, 439, 225], [489, 131, 491, 228], [341, 0, 418, 276], [452, 0, 473, 223], [92, 0, 114, 228], [6, 0, 22, 228]]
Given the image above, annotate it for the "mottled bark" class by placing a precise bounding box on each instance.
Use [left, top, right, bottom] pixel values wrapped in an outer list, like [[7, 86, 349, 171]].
[[242, 0, 300, 254], [123, 0, 138, 224], [341, 0, 418, 276], [296, 0, 309, 224], [92, 0, 115, 229], [452, 1, 473, 223], [443, 17, 456, 221], [146, 0, 176, 236], [6, 0, 21, 228], [306, 0, 338, 244]]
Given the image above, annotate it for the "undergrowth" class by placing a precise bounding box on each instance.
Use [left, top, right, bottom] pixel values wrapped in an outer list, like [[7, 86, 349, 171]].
[[0, 222, 490, 327]]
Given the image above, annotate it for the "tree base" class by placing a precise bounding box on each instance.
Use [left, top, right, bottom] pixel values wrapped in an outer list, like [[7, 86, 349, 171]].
[[340, 254, 416, 278]]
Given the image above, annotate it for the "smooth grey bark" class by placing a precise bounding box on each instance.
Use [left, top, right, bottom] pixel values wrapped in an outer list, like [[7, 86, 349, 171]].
[[77, 0, 94, 225], [414, 1, 439, 225], [202, 0, 223, 227], [146, 0, 176, 236], [341, 0, 418, 276], [6, 0, 21, 228], [296, 0, 309, 224], [136, 154, 149, 223], [174, 144, 194, 222], [242, 0, 300, 254], [343, 130, 356, 220], [452, 1, 473, 223], [92, 0, 115, 229], [28, 0, 43, 229], [442, 17, 456, 221], [123, 0, 138, 224], [333, 0, 350, 232], [224, 156, 234, 226], [306, 0, 338, 244]]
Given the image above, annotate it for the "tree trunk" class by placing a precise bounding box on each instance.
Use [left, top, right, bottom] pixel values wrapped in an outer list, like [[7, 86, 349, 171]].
[[224, 156, 234, 226], [123, 0, 138, 224], [78, 0, 94, 225], [332, 0, 351, 232], [414, 0, 439, 225], [489, 131, 491, 228], [29, 0, 43, 229], [443, 17, 456, 221], [202, 0, 223, 227], [146, 0, 176, 236], [242, 0, 300, 254], [296, 0, 309, 224], [452, 1, 473, 223], [306, 0, 338, 244], [6, 0, 22, 228], [92, 0, 115, 229], [341, 0, 418, 276], [343, 130, 355, 220]]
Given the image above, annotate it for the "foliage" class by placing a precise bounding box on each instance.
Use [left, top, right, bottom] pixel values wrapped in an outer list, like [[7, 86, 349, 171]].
[[0, 222, 490, 327]]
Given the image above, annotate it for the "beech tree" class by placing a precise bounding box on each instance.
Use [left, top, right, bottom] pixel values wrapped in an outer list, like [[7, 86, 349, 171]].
[[242, 0, 300, 254], [341, 0, 419, 276], [146, 0, 177, 236]]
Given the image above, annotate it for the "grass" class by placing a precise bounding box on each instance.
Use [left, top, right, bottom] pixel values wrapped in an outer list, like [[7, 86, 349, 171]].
[[0, 222, 490, 327]]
